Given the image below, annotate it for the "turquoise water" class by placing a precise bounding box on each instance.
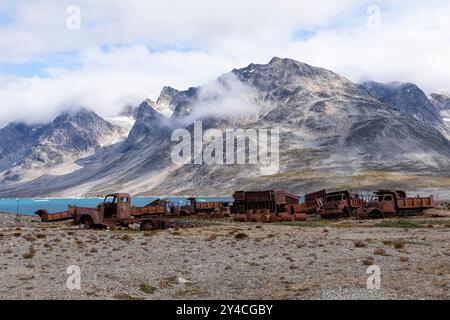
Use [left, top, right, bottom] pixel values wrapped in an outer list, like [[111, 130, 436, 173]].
[[0, 197, 233, 216]]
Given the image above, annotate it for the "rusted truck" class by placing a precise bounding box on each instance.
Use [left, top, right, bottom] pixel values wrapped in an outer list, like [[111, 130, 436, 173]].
[[364, 190, 434, 218], [35, 193, 186, 230], [232, 190, 299, 214], [179, 197, 231, 216], [317, 190, 366, 218], [291, 189, 327, 215]]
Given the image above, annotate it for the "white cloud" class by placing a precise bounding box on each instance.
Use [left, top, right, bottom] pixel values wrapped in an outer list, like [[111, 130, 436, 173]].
[[0, 0, 449, 126], [0, 47, 234, 125], [285, 1, 450, 93]]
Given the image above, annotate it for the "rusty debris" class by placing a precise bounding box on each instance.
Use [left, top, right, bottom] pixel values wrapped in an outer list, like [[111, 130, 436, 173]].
[[35, 189, 436, 229]]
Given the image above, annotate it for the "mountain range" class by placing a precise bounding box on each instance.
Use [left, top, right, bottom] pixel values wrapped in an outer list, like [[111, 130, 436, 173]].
[[1, 57, 450, 197]]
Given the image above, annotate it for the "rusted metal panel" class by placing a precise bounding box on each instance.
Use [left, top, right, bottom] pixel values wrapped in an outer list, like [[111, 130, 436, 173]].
[[196, 202, 223, 210], [235, 190, 299, 205], [233, 214, 248, 222], [232, 190, 300, 214], [35, 209, 73, 222], [305, 189, 327, 203], [279, 213, 294, 222], [131, 205, 166, 215], [291, 189, 326, 215], [293, 213, 307, 221], [318, 190, 367, 218]]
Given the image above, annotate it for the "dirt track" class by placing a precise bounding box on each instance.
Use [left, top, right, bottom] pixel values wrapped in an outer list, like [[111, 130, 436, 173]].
[[0, 211, 449, 300]]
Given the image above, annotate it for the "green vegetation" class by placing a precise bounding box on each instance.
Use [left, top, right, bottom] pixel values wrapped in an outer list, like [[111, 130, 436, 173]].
[[375, 220, 423, 228], [375, 219, 450, 228], [278, 221, 331, 228], [139, 284, 157, 294]]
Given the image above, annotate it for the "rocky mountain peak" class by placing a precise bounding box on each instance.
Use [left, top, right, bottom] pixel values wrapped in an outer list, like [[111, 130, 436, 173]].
[[119, 105, 139, 119], [362, 81, 442, 124], [430, 93, 450, 111], [232, 57, 354, 99], [155, 86, 199, 118], [0, 122, 45, 171], [47, 108, 124, 147], [126, 99, 172, 147], [156, 86, 180, 105], [137, 99, 159, 116]]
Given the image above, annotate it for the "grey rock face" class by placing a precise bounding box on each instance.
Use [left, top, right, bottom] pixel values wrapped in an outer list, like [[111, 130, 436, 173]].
[[0, 123, 44, 171], [154, 86, 198, 117], [430, 93, 450, 111], [0, 108, 125, 183], [119, 105, 139, 119], [362, 81, 442, 124], [25, 109, 124, 165], [125, 100, 172, 148]]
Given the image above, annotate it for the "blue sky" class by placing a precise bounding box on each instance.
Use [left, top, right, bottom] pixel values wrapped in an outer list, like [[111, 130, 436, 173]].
[[0, 13, 11, 25], [0, 0, 449, 126]]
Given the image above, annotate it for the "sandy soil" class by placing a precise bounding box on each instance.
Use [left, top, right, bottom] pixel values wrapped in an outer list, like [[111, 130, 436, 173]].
[[0, 211, 449, 300]]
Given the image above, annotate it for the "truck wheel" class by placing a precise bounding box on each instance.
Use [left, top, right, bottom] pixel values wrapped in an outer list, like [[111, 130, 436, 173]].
[[342, 207, 350, 218], [368, 210, 383, 219], [347, 208, 355, 217], [140, 221, 155, 231], [80, 215, 94, 229], [180, 210, 189, 217]]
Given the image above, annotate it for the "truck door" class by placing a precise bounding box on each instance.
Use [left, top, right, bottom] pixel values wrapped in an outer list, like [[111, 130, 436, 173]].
[[118, 196, 131, 219], [104, 195, 118, 219], [380, 194, 396, 214], [165, 201, 175, 216]]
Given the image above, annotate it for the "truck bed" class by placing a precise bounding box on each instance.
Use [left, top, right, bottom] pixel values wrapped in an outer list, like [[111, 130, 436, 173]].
[[35, 209, 71, 222], [131, 205, 166, 216], [196, 202, 225, 210], [397, 197, 434, 210]]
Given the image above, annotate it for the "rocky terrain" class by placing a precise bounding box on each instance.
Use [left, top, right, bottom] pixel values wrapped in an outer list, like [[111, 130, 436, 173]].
[[362, 81, 443, 124], [1, 58, 450, 197], [431, 93, 450, 111], [0, 211, 449, 300], [0, 109, 126, 184]]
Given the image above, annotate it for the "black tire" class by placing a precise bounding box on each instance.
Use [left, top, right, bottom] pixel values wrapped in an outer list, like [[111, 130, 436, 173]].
[[140, 221, 155, 231], [80, 215, 94, 229], [342, 207, 350, 218], [180, 210, 189, 217], [368, 210, 383, 219]]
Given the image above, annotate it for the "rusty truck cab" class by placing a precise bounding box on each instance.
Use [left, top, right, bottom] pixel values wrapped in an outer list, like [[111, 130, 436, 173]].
[[319, 191, 366, 218], [367, 190, 402, 217], [319, 191, 350, 218], [178, 197, 196, 216], [375, 190, 397, 215], [101, 193, 132, 220]]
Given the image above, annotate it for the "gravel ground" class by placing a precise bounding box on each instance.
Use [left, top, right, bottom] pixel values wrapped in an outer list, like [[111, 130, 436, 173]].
[[0, 211, 449, 300]]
